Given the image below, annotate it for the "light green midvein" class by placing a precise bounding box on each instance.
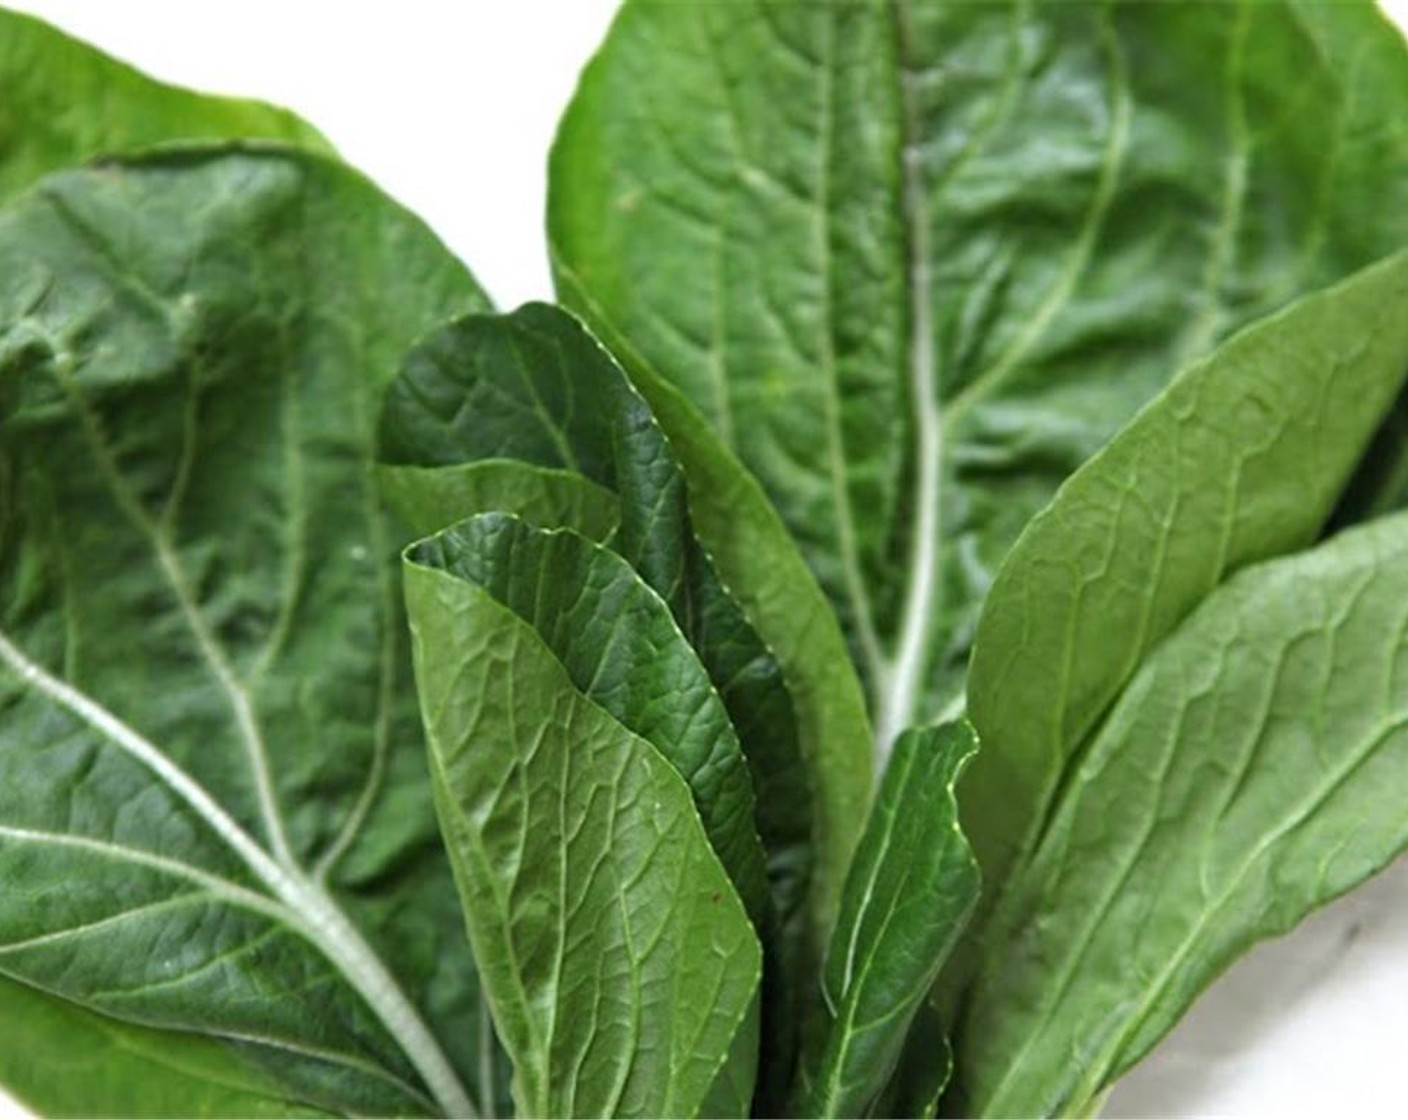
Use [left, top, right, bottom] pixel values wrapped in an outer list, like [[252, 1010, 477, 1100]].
[[875, 0, 941, 760], [0, 631, 475, 1118]]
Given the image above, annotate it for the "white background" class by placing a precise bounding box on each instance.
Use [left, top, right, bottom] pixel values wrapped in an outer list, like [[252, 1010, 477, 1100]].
[[5, 2, 1408, 1117]]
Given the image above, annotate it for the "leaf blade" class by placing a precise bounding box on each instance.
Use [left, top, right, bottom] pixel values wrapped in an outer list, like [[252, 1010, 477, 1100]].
[[794, 723, 979, 1119], [405, 538, 762, 1118], [956, 510, 1408, 1116]]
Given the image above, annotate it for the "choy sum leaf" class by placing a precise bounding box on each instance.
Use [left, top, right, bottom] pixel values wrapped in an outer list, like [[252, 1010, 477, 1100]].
[[793, 722, 978, 1119], [380, 301, 867, 950], [404, 515, 764, 1118], [0, 147, 494, 1117], [379, 303, 842, 1108], [0, 975, 333, 1119], [549, 0, 1408, 751], [953, 249, 1408, 1115]]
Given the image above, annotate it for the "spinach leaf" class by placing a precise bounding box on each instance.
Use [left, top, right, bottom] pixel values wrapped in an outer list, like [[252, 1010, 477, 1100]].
[[0, 7, 327, 206], [382, 301, 872, 945], [793, 723, 978, 1119], [405, 515, 763, 1118], [548, 0, 1408, 751], [954, 250, 1408, 1114], [0, 147, 493, 1117]]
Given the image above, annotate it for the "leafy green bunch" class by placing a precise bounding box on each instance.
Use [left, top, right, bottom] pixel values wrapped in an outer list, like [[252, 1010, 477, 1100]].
[[4, 4, 1408, 1118]]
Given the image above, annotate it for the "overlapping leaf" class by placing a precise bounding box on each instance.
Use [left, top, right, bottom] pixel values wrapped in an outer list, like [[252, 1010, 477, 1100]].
[[379, 304, 844, 1105], [549, 0, 1408, 750], [405, 516, 763, 1118], [793, 723, 978, 1119], [953, 250, 1408, 1115]]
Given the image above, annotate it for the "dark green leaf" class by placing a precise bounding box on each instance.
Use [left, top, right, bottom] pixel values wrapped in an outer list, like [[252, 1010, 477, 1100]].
[[404, 528, 763, 1117], [379, 304, 839, 1101], [549, 0, 1408, 749], [0, 147, 493, 1116], [0, 975, 333, 1118], [794, 723, 978, 1119]]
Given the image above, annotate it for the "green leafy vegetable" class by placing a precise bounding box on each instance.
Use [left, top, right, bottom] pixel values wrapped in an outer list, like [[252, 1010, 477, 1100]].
[[954, 250, 1408, 1114], [7, 4, 1408, 1118], [549, 0, 1408, 751], [0, 975, 333, 1119], [378, 303, 830, 1107], [0, 147, 491, 1117], [405, 515, 763, 1118], [792, 723, 978, 1119]]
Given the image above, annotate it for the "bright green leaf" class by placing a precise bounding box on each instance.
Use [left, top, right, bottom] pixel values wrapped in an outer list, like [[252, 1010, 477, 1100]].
[[962, 249, 1408, 951], [794, 723, 978, 1119], [0, 8, 328, 207], [0, 975, 333, 1119]]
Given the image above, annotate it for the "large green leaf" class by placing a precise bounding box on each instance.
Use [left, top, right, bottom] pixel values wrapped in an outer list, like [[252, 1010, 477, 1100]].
[[962, 249, 1408, 947], [548, 0, 1408, 751], [0, 148, 494, 1116], [404, 522, 763, 1118], [956, 509, 1408, 1116], [0, 975, 332, 1118], [0, 7, 327, 206], [953, 250, 1408, 1113], [793, 723, 978, 1119]]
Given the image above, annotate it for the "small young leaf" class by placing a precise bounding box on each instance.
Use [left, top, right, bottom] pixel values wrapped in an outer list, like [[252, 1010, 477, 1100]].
[[795, 723, 979, 1119], [404, 535, 763, 1118]]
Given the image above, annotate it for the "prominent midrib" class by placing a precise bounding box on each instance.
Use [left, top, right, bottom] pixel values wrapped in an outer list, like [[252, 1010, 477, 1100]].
[[874, 0, 942, 760], [0, 629, 475, 1119]]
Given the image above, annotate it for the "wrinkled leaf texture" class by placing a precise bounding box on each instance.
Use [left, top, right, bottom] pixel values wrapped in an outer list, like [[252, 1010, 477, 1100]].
[[549, 0, 1408, 753], [0, 146, 499, 1117]]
